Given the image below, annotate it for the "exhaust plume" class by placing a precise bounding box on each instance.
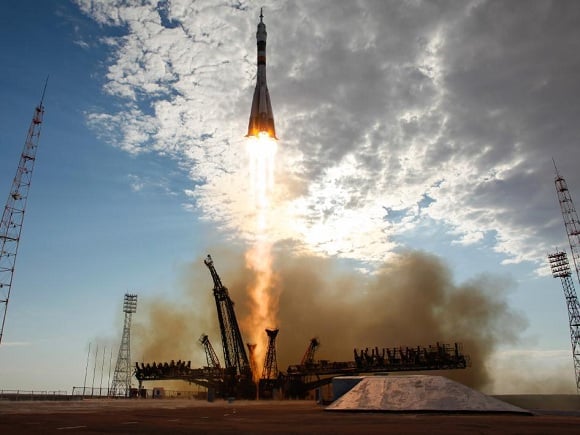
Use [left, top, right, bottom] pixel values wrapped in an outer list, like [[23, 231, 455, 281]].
[[133, 246, 527, 391]]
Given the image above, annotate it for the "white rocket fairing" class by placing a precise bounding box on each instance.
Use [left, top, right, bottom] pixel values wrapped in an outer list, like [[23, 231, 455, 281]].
[[247, 9, 277, 139]]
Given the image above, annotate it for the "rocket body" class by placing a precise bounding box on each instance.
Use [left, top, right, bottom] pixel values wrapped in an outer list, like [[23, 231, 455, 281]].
[[247, 11, 277, 139]]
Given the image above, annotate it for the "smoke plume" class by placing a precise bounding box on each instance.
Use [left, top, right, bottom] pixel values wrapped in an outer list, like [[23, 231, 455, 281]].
[[133, 246, 527, 391]]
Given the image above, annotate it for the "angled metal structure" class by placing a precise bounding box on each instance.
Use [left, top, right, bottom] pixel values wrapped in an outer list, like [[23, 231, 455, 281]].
[[109, 293, 138, 397], [548, 251, 580, 393], [301, 337, 320, 366], [262, 328, 279, 379], [199, 333, 221, 368], [204, 255, 250, 374], [204, 255, 255, 398], [0, 84, 46, 345]]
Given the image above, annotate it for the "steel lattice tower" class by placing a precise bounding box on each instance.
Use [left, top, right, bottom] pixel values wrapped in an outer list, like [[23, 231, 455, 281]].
[[548, 251, 580, 392], [0, 84, 47, 345], [262, 328, 279, 379], [199, 333, 221, 368], [109, 294, 138, 397], [301, 337, 320, 366], [203, 255, 250, 374], [554, 169, 580, 284]]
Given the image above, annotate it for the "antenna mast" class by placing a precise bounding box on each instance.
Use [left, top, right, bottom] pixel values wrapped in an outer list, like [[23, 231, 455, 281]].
[[0, 82, 47, 344]]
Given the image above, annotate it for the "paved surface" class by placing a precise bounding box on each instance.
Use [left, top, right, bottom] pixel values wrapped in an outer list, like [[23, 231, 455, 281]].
[[1, 399, 580, 434]]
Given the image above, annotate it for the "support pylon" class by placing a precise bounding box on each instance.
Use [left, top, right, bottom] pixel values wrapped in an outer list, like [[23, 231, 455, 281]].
[[262, 328, 279, 379], [0, 81, 47, 345], [109, 293, 138, 397]]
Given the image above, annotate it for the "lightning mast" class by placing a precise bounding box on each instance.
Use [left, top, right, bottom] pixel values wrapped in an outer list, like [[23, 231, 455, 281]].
[[553, 165, 580, 393], [548, 251, 580, 393], [0, 82, 47, 345], [109, 293, 138, 397], [554, 166, 580, 284]]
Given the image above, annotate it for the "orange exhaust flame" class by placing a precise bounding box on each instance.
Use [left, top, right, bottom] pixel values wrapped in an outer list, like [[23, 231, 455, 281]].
[[244, 133, 278, 380]]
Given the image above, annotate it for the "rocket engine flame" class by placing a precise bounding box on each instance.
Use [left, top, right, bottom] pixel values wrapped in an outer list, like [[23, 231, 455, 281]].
[[245, 133, 278, 381]]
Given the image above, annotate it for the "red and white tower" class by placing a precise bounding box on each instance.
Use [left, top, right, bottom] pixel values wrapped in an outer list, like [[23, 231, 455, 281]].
[[0, 83, 47, 344]]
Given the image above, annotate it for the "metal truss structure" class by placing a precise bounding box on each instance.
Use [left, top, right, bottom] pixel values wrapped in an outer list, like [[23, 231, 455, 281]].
[[110, 294, 138, 397], [135, 340, 469, 399], [199, 333, 221, 368], [548, 251, 580, 393], [203, 255, 253, 396], [262, 328, 279, 380], [0, 84, 46, 344]]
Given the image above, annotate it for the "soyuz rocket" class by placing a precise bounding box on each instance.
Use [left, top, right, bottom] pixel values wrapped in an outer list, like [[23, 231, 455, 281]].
[[247, 9, 277, 139]]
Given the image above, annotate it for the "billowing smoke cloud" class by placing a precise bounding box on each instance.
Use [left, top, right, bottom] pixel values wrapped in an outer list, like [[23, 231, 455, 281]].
[[133, 246, 527, 391]]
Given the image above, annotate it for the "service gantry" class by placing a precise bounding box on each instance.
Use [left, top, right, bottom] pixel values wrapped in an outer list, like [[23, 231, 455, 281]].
[[301, 337, 320, 366], [0, 83, 47, 345], [110, 293, 138, 397], [199, 333, 221, 368], [548, 251, 580, 393], [204, 255, 253, 395]]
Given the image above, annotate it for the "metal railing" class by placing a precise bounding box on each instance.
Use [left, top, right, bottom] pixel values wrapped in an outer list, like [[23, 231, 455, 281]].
[[0, 389, 70, 401]]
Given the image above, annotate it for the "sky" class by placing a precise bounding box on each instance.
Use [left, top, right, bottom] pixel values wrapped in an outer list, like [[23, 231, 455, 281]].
[[1, 0, 580, 395]]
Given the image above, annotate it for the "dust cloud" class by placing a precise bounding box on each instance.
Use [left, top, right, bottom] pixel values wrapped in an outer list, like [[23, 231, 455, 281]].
[[133, 246, 527, 391]]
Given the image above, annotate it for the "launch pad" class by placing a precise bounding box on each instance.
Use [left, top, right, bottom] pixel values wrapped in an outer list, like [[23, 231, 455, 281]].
[[135, 255, 470, 400]]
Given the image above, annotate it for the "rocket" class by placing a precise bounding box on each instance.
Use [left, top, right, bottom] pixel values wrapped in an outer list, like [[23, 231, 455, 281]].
[[247, 9, 277, 139]]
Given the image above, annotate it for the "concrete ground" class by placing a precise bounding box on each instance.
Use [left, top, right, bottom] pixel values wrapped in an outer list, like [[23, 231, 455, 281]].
[[0, 398, 579, 434]]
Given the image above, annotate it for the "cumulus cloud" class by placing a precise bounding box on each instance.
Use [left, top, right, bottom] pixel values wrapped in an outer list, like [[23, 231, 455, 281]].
[[74, 0, 580, 268]]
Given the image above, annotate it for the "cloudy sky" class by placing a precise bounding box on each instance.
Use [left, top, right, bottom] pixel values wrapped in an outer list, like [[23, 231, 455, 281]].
[[1, 0, 580, 394]]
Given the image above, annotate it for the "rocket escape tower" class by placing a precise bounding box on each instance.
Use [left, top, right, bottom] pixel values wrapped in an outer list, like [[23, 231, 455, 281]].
[[548, 251, 580, 392], [0, 83, 47, 345], [204, 255, 251, 379], [247, 8, 276, 139], [552, 166, 580, 392], [110, 294, 138, 397]]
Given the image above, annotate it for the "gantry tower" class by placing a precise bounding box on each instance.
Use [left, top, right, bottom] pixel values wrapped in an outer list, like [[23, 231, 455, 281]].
[[109, 293, 138, 397], [204, 255, 254, 397], [262, 328, 279, 379], [204, 255, 250, 374], [0, 83, 47, 345], [548, 251, 580, 392], [301, 337, 320, 366], [199, 333, 221, 368]]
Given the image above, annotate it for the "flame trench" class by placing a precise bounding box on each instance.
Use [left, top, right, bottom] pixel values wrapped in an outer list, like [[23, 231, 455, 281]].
[[245, 133, 278, 379]]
